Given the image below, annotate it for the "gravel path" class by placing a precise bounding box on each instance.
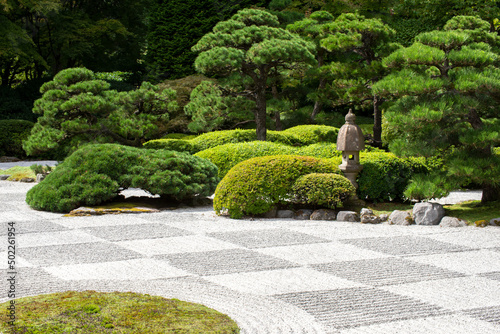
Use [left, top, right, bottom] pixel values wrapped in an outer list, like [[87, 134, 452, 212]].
[[1, 181, 499, 333]]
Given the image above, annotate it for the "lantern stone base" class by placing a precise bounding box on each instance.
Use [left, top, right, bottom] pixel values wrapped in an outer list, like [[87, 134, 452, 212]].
[[339, 164, 363, 189]]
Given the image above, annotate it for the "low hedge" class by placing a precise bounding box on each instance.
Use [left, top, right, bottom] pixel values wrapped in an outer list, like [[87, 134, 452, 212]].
[[26, 144, 219, 212], [282, 124, 339, 145], [0, 119, 34, 158], [354, 152, 438, 202], [143, 139, 199, 154], [213, 155, 341, 218], [292, 173, 355, 209], [196, 141, 385, 178], [143, 125, 340, 154]]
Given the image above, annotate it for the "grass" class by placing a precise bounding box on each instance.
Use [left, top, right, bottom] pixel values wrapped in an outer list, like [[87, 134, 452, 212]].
[[366, 200, 500, 225], [0, 291, 240, 333]]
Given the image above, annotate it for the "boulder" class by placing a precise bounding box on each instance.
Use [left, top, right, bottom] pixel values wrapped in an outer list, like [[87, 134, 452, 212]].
[[360, 214, 381, 224], [379, 213, 389, 222], [337, 211, 359, 222], [20, 177, 35, 183], [490, 218, 500, 227], [413, 202, 445, 225], [387, 210, 413, 225], [360, 208, 373, 216], [310, 209, 336, 221], [0, 175, 10, 180], [294, 209, 313, 220], [263, 206, 277, 218], [439, 216, 468, 227], [277, 210, 295, 219]]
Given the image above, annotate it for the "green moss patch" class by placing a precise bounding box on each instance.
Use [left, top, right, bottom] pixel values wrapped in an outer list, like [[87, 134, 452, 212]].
[[1, 166, 35, 181], [444, 200, 500, 225], [0, 291, 240, 333]]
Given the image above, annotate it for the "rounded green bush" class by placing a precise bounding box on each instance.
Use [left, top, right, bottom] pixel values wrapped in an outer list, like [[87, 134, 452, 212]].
[[214, 155, 340, 218], [282, 124, 339, 145], [356, 152, 434, 202], [0, 119, 34, 158], [292, 173, 355, 209], [143, 138, 199, 154], [26, 143, 219, 212], [195, 141, 297, 177]]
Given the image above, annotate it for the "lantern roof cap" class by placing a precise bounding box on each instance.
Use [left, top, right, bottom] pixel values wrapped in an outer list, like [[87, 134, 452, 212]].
[[336, 109, 365, 151]]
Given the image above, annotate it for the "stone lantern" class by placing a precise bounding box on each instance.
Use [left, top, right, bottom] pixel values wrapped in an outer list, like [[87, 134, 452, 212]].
[[336, 109, 365, 188]]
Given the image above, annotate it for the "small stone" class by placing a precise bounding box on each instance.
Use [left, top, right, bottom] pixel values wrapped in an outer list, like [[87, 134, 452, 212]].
[[0, 175, 10, 180], [310, 209, 336, 221], [360, 208, 373, 216], [337, 211, 359, 222], [413, 202, 445, 225], [490, 218, 500, 227], [379, 214, 389, 222], [294, 209, 313, 220], [277, 210, 294, 219], [360, 214, 381, 224], [20, 177, 35, 183], [0, 156, 21, 162], [263, 206, 277, 218], [388, 210, 413, 225], [439, 216, 468, 227], [36, 174, 46, 182]]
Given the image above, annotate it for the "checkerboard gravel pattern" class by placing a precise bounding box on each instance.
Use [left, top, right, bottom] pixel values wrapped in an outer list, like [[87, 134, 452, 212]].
[[1, 182, 500, 333]]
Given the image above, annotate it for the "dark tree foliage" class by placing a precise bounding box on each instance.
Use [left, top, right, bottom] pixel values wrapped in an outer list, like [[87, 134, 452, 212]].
[[146, 0, 271, 81]]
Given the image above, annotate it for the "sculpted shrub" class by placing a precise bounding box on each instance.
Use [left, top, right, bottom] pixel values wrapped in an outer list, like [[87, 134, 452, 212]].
[[292, 173, 355, 209], [26, 144, 219, 212], [282, 125, 339, 145], [213, 155, 340, 218], [143, 138, 199, 154]]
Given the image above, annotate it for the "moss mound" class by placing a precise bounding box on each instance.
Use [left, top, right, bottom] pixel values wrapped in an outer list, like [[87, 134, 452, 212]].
[[26, 143, 219, 212], [0, 291, 239, 333], [214, 155, 340, 218]]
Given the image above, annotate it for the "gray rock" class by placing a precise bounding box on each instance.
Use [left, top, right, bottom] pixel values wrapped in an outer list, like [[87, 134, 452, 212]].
[[263, 206, 277, 218], [310, 209, 336, 221], [337, 211, 359, 222], [294, 209, 313, 220], [20, 177, 35, 183], [440, 216, 468, 227], [413, 202, 445, 225], [490, 218, 500, 227], [387, 210, 413, 225], [360, 208, 373, 216], [36, 174, 46, 182], [379, 213, 389, 222], [360, 214, 381, 224], [277, 210, 295, 219], [0, 175, 10, 180]]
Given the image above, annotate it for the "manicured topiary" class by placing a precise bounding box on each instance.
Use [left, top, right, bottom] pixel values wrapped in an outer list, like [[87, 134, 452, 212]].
[[355, 152, 434, 202], [26, 144, 219, 212], [143, 138, 199, 154], [282, 124, 339, 145], [0, 119, 34, 158], [214, 155, 340, 218], [292, 173, 355, 209], [195, 141, 296, 177]]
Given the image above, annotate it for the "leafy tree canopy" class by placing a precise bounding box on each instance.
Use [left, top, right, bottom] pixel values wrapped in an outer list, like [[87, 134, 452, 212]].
[[373, 16, 500, 202]]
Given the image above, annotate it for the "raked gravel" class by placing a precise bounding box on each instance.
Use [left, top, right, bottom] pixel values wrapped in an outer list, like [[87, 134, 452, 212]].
[[1, 180, 499, 333]]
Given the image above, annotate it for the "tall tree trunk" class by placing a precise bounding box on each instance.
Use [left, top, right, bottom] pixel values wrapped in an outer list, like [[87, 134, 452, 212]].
[[482, 184, 500, 202], [271, 84, 282, 131], [310, 50, 325, 123], [372, 94, 383, 147], [255, 76, 267, 141]]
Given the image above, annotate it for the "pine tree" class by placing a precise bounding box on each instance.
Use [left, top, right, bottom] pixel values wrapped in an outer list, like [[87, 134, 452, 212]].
[[373, 16, 500, 202], [23, 68, 177, 157], [191, 8, 315, 140]]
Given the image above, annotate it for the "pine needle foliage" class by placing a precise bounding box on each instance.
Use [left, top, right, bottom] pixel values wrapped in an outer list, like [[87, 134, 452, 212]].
[[373, 16, 500, 202]]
